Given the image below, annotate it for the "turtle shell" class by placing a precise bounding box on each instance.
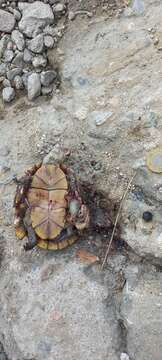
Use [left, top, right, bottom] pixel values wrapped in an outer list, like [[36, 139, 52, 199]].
[[27, 164, 76, 250]]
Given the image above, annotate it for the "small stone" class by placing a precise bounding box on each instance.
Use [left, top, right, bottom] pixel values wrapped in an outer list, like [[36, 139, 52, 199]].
[[68, 10, 75, 20], [0, 9, 15, 32], [7, 67, 22, 81], [40, 70, 57, 86], [52, 3, 65, 13], [13, 75, 24, 90], [2, 86, 15, 102], [0, 63, 7, 76], [32, 55, 47, 68], [41, 85, 53, 95], [12, 52, 24, 67], [44, 35, 54, 48], [153, 37, 159, 45], [23, 48, 33, 64], [3, 79, 11, 87], [142, 211, 153, 222], [28, 34, 44, 54], [27, 73, 41, 100], [4, 49, 14, 62], [90, 110, 113, 126], [11, 30, 25, 51]]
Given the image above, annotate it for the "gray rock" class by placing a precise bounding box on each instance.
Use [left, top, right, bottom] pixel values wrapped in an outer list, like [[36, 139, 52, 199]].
[[0, 10, 15, 32], [27, 73, 41, 100], [18, 1, 54, 38], [4, 49, 14, 63], [44, 35, 54, 48], [2, 79, 11, 87], [41, 85, 53, 95], [7, 67, 22, 81], [23, 48, 33, 63], [40, 70, 57, 86], [120, 272, 162, 360], [0, 63, 7, 76], [13, 75, 24, 90], [28, 34, 44, 54], [32, 55, 47, 68], [2, 87, 15, 102], [11, 30, 25, 51], [12, 52, 24, 67]]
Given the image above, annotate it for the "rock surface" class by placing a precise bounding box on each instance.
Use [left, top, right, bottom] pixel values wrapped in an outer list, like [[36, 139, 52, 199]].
[[120, 270, 162, 360]]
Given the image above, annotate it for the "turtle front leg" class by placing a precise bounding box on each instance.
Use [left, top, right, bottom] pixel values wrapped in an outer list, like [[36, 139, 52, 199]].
[[23, 209, 38, 251]]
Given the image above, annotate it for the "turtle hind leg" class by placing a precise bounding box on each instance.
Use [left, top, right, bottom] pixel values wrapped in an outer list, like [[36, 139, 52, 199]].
[[23, 210, 38, 251], [24, 226, 38, 251]]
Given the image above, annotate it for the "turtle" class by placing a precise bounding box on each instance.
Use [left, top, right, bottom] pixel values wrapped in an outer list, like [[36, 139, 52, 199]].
[[13, 163, 89, 250]]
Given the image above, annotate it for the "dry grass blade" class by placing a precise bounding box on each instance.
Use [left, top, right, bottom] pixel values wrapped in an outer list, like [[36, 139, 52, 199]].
[[101, 171, 137, 270]]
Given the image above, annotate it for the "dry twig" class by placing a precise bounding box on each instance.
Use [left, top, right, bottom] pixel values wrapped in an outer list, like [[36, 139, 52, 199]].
[[101, 171, 137, 270]]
